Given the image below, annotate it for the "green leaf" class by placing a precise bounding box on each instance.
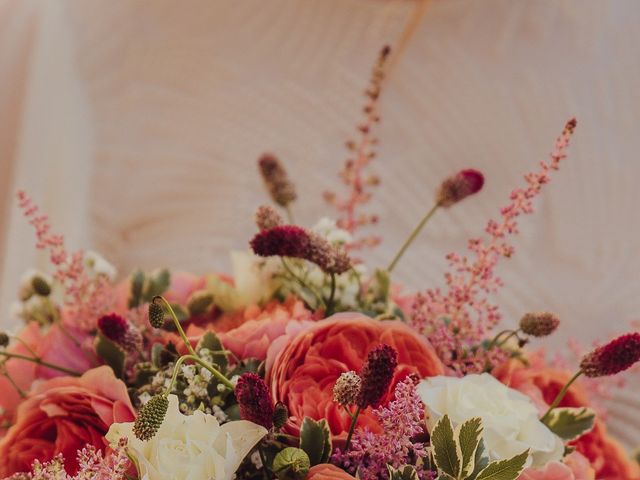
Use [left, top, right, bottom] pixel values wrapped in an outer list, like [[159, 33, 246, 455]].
[[299, 417, 332, 465], [388, 465, 419, 480], [431, 414, 461, 478], [143, 269, 171, 302], [457, 417, 483, 476], [128, 270, 145, 308], [468, 439, 489, 480], [187, 290, 214, 316], [196, 331, 228, 370], [542, 407, 596, 441], [95, 334, 125, 378], [272, 447, 310, 480], [475, 450, 529, 480]]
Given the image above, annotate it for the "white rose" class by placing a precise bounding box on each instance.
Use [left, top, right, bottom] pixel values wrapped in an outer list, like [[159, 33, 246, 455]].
[[106, 395, 267, 480], [417, 374, 564, 468], [84, 250, 117, 280], [311, 217, 352, 245]]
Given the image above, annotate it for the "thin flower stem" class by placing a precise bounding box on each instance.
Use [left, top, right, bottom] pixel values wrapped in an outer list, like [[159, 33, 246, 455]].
[[258, 446, 270, 480], [0, 351, 82, 376], [285, 205, 295, 224], [10, 335, 39, 358], [387, 203, 439, 272], [165, 354, 234, 395], [497, 330, 521, 348], [0, 367, 27, 398], [154, 296, 197, 357], [487, 329, 515, 349], [280, 258, 326, 309], [344, 406, 361, 451], [326, 273, 337, 316], [541, 370, 583, 423]]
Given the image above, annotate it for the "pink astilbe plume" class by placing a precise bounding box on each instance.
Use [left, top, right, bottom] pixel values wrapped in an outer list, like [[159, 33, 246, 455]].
[[323, 46, 391, 251], [331, 376, 432, 479], [411, 119, 577, 375], [17, 191, 114, 331]]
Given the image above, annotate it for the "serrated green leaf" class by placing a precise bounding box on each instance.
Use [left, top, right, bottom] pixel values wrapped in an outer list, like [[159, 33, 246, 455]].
[[475, 450, 528, 480], [299, 417, 332, 465], [388, 465, 419, 480], [128, 270, 145, 308], [542, 407, 596, 441], [196, 331, 228, 370], [468, 439, 489, 480], [95, 334, 125, 378], [143, 269, 171, 302], [431, 414, 461, 478], [457, 417, 483, 476]]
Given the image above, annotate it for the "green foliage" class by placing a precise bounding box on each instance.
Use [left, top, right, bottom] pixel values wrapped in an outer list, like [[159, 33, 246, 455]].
[[187, 290, 214, 316], [299, 417, 332, 465], [430, 415, 529, 480], [272, 447, 310, 480], [128, 269, 172, 308], [541, 407, 596, 441], [95, 334, 125, 378], [196, 331, 228, 370], [388, 465, 419, 480]]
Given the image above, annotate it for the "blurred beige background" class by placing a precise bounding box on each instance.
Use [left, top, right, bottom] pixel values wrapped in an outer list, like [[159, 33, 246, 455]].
[[0, 0, 639, 446]]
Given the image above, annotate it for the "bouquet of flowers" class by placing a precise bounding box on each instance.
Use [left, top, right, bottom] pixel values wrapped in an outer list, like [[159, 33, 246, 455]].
[[1, 46, 639, 480]]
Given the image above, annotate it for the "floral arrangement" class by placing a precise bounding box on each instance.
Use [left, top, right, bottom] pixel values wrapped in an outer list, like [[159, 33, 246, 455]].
[[1, 46, 639, 480]]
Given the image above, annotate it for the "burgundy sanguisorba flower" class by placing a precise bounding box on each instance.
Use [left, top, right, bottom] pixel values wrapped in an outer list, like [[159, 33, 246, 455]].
[[580, 332, 640, 378], [356, 344, 398, 409], [235, 373, 274, 429], [436, 169, 484, 207]]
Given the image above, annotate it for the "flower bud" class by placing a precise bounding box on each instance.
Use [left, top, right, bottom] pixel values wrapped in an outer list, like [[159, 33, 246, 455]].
[[272, 401, 289, 430], [235, 373, 274, 429], [255, 205, 283, 230], [519, 312, 560, 337], [580, 332, 640, 378], [0, 332, 9, 347], [272, 447, 310, 480], [133, 395, 169, 441], [258, 153, 297, 207], [148, 302, 165, 328], [357, 344, 398, 409], [436, 169, 484, 207], [31, 276, 51, 296], [333, 371, 361, 406]]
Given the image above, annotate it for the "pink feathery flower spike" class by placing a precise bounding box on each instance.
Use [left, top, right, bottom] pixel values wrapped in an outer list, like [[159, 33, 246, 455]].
[[411, 118, 577, 374]]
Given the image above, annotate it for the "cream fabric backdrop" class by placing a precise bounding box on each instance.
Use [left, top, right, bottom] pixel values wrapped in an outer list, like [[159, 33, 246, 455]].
[[0, 0, 639, 448]]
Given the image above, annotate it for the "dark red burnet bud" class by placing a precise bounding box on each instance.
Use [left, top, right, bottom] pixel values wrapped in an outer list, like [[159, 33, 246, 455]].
[[250, 225, 311, 259], [235, 372, 274, 429], [580, 332, 640, 378], [436, 169, 484, 207], [356, 344, 398, 409], [98, 313, 128, 344]]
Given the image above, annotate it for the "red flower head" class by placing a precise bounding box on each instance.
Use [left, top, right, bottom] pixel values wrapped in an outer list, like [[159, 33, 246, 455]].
[[250, 225, 310, 259], [97, 313, 128, 344], [356, 344, 398, 409], [436, 169, 485, 207], [580, 332, 640, 378], [235, 373, 274, 429]]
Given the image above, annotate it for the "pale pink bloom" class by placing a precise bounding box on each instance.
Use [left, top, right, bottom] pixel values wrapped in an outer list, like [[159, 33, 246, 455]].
[[519, 453, 595, 480], [162, 271, 206, 305]]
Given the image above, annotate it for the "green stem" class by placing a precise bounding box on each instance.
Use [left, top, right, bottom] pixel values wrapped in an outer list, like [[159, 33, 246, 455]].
[[10, 335, 39, 358], [280, 258, 326, 309], [258, 446, 270, 480], [165, 354, 234, 394], [387, 203, 439, 272], [154, 296, 197, 357], [0, 367, 27, 398], [326, 273, 337, 316], [497, 330, 520, 348], [285, 205, 295, 224], [487, 329, 515, 349], [344, 406, 361, 451], [0, 351, 82, 376], [541, 370, 583, 423]]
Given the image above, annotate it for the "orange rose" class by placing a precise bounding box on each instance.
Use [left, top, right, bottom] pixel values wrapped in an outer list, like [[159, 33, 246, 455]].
[[267, 313, 445, 440], [494, 353, 640, 480], [306, 464, 356, 479], [0, 366, 135, 477]]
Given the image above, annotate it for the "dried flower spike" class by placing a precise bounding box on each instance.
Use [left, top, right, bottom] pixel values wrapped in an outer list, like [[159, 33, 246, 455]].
[[255, 205, 283, 230], [519, 312, 560, 337], [580, 332, 640, 378], [148, 301, 165, 328], [436, 169, 484, 207], [258, 153, 297, 207], [357, 344, 398, 409], [235, 372, 274, 429], [333, 371, 362, 406], [133, 395, 169, 441]]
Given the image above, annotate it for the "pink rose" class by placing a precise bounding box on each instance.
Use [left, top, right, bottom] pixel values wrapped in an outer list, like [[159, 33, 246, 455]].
[[306, 464, 356, 479], [0, 366, 135, 476], [0, 323, 96, 435], [519, 453, 595, 480], [268, 313, 445, 441]]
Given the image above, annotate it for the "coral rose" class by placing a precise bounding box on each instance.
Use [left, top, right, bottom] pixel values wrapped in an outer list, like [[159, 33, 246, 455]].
[[306, 464, 356, 479], [267, 313, 445, 440], [0, 322, 96, 436], [494, 354, 640, 479], [0, 366, 135, 477]]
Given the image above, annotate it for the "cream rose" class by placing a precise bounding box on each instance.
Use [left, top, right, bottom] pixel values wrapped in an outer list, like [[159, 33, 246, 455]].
[[417, 373, 564, 468], [106, 395, 267, 480]]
